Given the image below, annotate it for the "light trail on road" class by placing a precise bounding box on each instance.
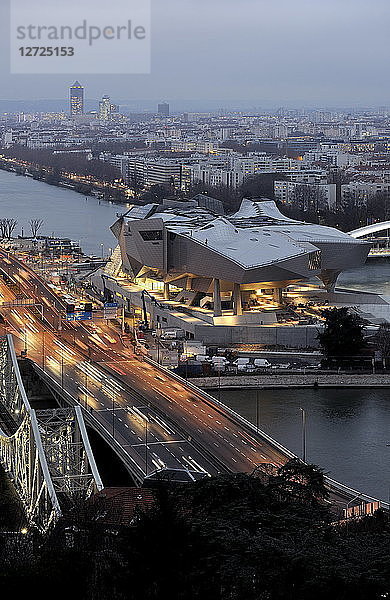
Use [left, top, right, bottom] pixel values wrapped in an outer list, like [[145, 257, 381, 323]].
[[0, 249, 290, 482]]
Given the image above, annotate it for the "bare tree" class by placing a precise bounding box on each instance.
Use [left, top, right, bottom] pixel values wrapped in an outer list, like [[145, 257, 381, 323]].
[[374, 322, 390, 369], [289, 184, 327, 213], [0, 219, 7, 239], [29, 219, 44, 238], [4, 219, 18, 239]]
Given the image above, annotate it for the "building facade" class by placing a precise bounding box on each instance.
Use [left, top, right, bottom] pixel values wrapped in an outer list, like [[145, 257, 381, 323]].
[[69, 81, 84, 117]]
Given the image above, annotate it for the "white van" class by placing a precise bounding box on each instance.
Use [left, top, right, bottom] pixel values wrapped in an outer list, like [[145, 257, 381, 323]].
[[233, 358, 250, 372], [254, 358, 271, 368]]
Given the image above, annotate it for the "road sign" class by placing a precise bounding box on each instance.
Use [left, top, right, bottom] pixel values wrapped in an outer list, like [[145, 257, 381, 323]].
[[104, 302, 118, 320], [66, 310, 93, 321]]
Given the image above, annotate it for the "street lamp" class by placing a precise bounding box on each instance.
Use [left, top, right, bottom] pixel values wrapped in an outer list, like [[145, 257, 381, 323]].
[[145, 409, 149, 477], [84, 369, 89, 410], [61, 352, 64, 388], [300, 407, 307, 462], [42, 331, 46, 371], [256, 390, 260, 433], [112, 390, 115, 438]]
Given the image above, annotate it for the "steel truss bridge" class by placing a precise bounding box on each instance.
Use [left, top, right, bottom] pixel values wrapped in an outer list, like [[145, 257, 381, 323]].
[[0, 334, 103, 532]]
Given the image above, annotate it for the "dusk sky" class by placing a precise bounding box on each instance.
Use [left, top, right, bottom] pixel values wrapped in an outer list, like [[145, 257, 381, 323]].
[[0, 0, 389, 110]]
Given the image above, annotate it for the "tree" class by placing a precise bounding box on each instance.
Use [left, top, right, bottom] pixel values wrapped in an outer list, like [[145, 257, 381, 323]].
[[187, 182, 241, 212], [29, 219, 44, 238], [127, 169, 145, 199], [240, 172, 285, 201], [288, 184, 327, 213], [274, 458, 329, 504], [3, 219, 18, 239], [373, 322, 390, 368], [0, 219, 7, 239], [140, 183, 175, 203], [318, 307, 367, 364]]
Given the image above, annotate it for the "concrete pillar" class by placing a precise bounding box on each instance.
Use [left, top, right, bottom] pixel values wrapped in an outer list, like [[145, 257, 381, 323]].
[[213, 278, 222, 317], [233, 283, 242, 316], [163, 282, 170, 300], [273, 288, 283, 304]]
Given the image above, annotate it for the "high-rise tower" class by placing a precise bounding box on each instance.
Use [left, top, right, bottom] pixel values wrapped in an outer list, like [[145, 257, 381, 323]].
[[99, 95, 111, 121], [70, 81, 84, 117], [158, 102, 170, 117]]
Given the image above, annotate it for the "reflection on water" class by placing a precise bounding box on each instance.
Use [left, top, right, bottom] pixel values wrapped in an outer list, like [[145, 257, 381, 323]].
[[339, 260, 390, 296], [214, 387, 390, 501], [0, 168, 125, 254]]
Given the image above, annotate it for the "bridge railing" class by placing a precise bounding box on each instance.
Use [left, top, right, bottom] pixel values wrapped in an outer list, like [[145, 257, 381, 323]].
[[0, 335, 103, 532]]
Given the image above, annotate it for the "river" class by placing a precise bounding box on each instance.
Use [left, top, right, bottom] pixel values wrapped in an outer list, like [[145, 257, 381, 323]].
[[0, 168, 127, 255], [1, 167, 390, 500], [212, 387, 390, 501]]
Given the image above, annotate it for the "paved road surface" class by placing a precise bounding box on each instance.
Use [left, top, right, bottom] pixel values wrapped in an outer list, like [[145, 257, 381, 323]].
[[0, 250, 287, 482]]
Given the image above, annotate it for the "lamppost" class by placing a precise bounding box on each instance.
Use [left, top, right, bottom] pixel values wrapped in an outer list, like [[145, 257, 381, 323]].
[[112, 390, 115, 438], [256, 389, 260, 433], [300, 407, 307, 462], [42, 331, 46, 371], [61, 352, 64, 389], [84, 369, 88, 410], [145, 411, 149, 477]]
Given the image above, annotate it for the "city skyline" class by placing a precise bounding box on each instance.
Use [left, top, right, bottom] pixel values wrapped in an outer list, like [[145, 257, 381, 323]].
[[0, 0, 389, 108]]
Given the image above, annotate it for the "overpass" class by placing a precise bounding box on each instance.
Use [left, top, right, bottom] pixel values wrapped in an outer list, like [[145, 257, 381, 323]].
[[0, 249, 386, 525]]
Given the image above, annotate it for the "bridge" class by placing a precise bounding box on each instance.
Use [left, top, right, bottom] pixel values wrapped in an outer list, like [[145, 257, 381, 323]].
[[349, 222, 390, 257], [0, 333, 102, 532], [0, 249, 386, 527]]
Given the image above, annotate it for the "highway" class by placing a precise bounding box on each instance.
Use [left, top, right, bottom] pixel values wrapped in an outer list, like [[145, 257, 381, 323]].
[[0, 250, 288, 483]]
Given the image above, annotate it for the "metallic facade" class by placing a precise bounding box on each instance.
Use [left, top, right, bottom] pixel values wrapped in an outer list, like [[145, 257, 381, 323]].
[[112, 199, 371, 302]]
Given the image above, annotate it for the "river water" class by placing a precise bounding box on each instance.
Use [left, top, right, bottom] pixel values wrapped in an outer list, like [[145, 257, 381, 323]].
[[0, 168, 126, 255], [1, 167, 390, 500], [213, 388, 390, 501]]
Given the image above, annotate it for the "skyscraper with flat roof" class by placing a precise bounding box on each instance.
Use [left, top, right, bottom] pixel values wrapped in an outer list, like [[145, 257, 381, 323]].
[[70, 81, 84, 117], [99, 95, 111, 121], [158, 102, 170, 117]]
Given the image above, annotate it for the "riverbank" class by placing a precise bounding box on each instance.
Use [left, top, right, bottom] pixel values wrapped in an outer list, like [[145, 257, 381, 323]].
[[0, 168, 121, 255], [0, 156, 128, 204], [190, 372, 390, 389]]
